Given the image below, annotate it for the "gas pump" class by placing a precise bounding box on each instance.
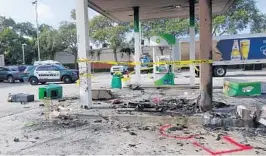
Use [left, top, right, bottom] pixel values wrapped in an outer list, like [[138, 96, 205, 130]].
[[155, 55, 171, 73], [150, 34, 177, 86], [140, 54, 151, 68]]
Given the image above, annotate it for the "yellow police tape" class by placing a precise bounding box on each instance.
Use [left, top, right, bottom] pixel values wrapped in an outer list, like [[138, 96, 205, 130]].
[[76, 59, 208, 82], [79, 73, 94, 78], [76, 71, 123, 86], [77, 58, 212, 66]]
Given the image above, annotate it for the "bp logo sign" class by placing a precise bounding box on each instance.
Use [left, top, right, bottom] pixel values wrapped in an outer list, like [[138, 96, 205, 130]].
[[156, 39, 160, 43]]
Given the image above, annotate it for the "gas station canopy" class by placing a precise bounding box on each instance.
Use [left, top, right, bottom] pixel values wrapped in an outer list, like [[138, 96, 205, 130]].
[[87, 0, 235, 22]]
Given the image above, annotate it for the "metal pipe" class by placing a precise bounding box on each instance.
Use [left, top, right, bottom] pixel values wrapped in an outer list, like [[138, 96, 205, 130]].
[[22, 44, 27, 64], [32, 0, 41, 61]]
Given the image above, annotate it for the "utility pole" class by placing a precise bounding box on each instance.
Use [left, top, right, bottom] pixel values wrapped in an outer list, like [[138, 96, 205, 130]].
[[32, 0, 41, 61], [22, 44, 27, 64]]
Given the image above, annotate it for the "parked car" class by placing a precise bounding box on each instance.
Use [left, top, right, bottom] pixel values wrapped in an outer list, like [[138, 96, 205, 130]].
[[33, 60, 62, 66], [26, 64, 79, 85], [24, 65, 35, 73], [0, 67, 24, 83], [110, 65, 128, 75], [17, 65, 29, 72], [6, 65, 31, 73], [20, 65, 35, 81]]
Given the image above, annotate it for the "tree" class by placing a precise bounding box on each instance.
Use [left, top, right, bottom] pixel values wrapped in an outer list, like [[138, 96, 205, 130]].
[[120, 37, 134, 61], [14, 22, 36, 37], [108, 25, 129, 62], [39, 24, 53, 33], [89, 15, 130, 61], [141, 0, 266, 39], [0, 16, 38, 64], [0, 27, 35, 65], [39, 26, 62, 60], [0, 16, 16, 31], [70, 9, 76, 20], [141, 18, 190, 41], [89, 15, 113, 47], [212, 0, 266, 35], [57, 21, 78, 68], [250, 13, 266, 33], [23, 39, 36, 64]]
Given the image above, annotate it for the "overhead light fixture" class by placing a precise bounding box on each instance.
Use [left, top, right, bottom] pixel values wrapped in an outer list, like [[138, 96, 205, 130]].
[[175, 5, 181, 8]]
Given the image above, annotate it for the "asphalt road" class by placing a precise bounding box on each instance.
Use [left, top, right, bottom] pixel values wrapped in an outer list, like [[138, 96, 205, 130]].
[[0, 82, 28, 88], [0, 71, 266, 155]]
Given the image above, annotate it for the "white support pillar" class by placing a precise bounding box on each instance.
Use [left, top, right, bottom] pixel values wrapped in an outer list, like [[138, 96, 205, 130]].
[[171, 45, 175, 73], [189, 0, 196, 86], [139, 21, 142, 46], [76, 0, 92, 108], [134, 7, 141, 84], [153, 47, 156, 82]]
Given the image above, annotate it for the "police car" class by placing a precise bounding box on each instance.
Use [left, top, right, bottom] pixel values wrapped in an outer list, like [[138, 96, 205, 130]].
[[26, 64, 78, 85]]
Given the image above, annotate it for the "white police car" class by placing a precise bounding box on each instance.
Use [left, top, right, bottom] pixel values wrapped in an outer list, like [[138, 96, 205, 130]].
[[26, 64, 78, 85]]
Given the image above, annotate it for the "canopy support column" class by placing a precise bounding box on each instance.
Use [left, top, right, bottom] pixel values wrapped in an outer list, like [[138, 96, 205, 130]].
[[76, 0, 92, 108], [134, 7, 141, 84], [189, 0, 196, 86], [199, 0, 213, 111]]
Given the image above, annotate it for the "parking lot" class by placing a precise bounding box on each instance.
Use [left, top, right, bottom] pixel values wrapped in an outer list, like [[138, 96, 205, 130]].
[[1, 70, 266, 118], [1, 70, 266, 155]]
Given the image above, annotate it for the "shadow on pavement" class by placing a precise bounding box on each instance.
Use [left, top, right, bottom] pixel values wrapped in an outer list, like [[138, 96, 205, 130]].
[[225, 74, 266, 77]]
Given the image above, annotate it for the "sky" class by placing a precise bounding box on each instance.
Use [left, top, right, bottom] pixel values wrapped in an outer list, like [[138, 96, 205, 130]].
[[0, 0, 98, 28], [0, 0, 265, 30]]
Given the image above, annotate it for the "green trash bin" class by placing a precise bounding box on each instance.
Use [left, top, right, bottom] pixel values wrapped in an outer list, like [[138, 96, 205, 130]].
[[111, 72, 122, 89], [39, 86, 46, 99], [39, 84, 63, 99]]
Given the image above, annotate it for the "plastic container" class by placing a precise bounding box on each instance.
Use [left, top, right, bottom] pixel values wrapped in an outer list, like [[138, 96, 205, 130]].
[[111, 73, 122, 89], [39, 84, 63, 99], [122, 76, 131, 88], [223, 78, 261, 97]]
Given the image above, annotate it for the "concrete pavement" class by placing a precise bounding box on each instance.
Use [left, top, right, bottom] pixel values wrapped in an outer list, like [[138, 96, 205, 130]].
[[0, 70, 266, 155]]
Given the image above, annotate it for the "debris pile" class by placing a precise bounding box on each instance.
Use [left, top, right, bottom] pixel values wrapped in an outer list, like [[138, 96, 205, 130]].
[[116, 97, 199, 115], [256, 105, 266, 127], [7, 93, 35, 104], [114, 91, 266, 129], [203, 112, 241, 128], [41, 98, 74, 120], [204, 103, 266, 129], [128, 84, 144, 91]]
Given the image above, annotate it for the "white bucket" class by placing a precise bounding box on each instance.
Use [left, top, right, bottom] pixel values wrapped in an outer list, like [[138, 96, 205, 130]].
[[122, 75, 131, 88]]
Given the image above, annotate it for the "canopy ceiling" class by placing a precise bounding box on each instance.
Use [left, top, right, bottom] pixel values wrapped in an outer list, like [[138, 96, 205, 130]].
[[87, 0, 235, 22]]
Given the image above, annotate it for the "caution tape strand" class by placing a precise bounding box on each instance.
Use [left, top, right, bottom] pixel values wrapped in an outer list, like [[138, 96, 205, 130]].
[[77, 59, 209, 79], [78, 58, 212, 65]]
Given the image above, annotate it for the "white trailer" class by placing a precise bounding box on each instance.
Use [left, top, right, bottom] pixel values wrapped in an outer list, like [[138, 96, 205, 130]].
[[178, 33, 266, 77]]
